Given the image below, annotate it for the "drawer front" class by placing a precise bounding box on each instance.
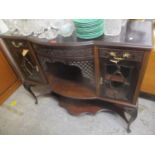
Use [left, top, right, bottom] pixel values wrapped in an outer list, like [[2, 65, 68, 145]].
[[99, 48, 144, 62], [4, 39, 31, 62], [33, 44, 94, 61], [5, 39, 29, 50]]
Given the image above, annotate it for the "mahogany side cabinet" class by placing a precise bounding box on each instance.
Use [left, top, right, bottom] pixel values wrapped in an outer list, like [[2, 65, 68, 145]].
[[0, 20, 153, 132]]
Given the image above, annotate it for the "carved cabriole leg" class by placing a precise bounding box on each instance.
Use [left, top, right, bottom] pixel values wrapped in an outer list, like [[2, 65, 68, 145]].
[[124, 107, 138, 133], [23, 83, 38, 104]]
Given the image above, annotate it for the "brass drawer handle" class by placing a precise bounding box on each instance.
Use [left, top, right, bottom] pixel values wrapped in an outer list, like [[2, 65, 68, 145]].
[[123, 52, 131, 58], [109, 51, 131, 63], [22, 49, 29, 57], [11, 41, 23, 48], [109, 51, 124, 63], [109, 51, 116, 57], [110, 59, 119, 64], [100, 77, 103, 85], [36, 66, 39, 72]]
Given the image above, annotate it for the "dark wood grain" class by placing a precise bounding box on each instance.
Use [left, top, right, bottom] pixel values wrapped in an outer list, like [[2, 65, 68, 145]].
[[47, 74, 96, 99], [94, 46, 100, 95], [132, 51, 150, 104]]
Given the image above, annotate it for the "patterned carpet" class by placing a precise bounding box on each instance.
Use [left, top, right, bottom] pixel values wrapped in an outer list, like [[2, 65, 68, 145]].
[[0, 86, 155, 134]]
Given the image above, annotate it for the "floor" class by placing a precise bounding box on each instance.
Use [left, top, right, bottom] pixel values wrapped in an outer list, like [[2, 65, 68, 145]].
[[0, 86, 155, 135]]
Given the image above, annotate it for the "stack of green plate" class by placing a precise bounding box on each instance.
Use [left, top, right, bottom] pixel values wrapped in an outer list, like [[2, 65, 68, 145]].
[[73, 19, 104, 39]]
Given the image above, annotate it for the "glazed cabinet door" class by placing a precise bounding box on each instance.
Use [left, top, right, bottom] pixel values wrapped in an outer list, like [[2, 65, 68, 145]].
[[2, 38, 47, 84], [98, 48, 144, 104]]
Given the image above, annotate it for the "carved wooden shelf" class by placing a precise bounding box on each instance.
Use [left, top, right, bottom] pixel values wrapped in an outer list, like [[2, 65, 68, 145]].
[[47, 74, 96, 99], [105, 74, 129, 84]]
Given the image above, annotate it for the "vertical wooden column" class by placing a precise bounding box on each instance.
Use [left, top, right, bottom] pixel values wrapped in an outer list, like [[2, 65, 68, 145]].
[[93, 46, 100, 96], [133, 51, 150, 104], [27, 42, 48, 84]]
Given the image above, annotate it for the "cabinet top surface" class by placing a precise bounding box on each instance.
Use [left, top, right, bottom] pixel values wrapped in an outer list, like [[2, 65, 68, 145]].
[[0, 20, 153, 50]]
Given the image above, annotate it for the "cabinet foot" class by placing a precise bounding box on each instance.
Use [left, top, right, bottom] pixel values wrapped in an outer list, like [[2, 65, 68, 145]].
[[124, 108, 138, 133], [23, 83, 38, 104]]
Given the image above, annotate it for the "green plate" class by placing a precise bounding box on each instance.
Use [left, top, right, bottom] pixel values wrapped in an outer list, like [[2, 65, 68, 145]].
[[74, 19, 104, 39], [74, 19, 103, 28], [73, 19, 99, 24], [76, 29, 104, 39], [76, 22, 104, 34]]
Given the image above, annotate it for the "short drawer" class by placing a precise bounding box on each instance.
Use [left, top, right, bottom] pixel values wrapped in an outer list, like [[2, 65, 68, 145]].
[[99, 48, 144, 62], [4, 39, 29, 50]]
